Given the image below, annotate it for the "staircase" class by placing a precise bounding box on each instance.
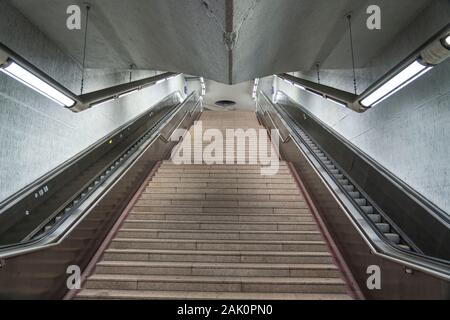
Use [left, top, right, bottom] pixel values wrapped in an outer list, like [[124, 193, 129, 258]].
[[76, 111, 351, 300]]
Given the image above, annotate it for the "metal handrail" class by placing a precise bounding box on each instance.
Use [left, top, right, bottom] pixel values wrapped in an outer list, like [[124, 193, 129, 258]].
[[257, 90, 450, 281], [0, 91, 201, 260], [257, 93, 291, 143], [159, 98, 201, 143]]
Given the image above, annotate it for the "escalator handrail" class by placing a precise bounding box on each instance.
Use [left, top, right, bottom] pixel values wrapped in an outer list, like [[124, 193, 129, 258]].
[[0, 91, 201, 260], [159, 99, 202, 143], [257, 91, 450, 281], [0, 91, 183, 214]]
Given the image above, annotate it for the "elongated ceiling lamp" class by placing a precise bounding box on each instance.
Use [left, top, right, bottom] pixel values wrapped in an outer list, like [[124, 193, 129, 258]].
[[277, 25, 450, 112]]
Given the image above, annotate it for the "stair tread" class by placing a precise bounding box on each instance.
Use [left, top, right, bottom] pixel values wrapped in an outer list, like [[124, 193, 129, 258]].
[[104, 248, 332, 256], [130, 211, 312, 216], [97, 261, 339, 270], [119, 228, 321, 234], [112, 238, 326, 245], [76, 289, 351, 300], [124, 219, 316, 225], [87, 274, 345, 284]]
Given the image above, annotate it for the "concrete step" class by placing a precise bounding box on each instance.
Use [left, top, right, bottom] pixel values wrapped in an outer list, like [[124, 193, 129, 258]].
[[144, 187, 300, 195], [94, 261, 341, 278], [151, 177, 295, 184], [84, 274, 346, 294], [127, 212, 313, 223], [116, 228, 323, 241], [147, 182, 299, 189], [139, 193, 303, 202], [135, 199, 308, 209], [156, 168, 291, 174], [154, 173, 292, 179], [121, 220, 318, 231], [131, 205, 311, 214], [77, 289, 351, 300], [109, 238, 328, 252], [160, 162, 288, 169], [102, 249, 334, 264]]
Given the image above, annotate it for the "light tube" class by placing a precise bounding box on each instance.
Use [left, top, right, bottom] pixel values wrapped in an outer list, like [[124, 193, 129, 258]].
[[1, 61, 75, 107], [445, 35, 450, 47], [361, 60, 433, 107], [156, 79, 166, 85]]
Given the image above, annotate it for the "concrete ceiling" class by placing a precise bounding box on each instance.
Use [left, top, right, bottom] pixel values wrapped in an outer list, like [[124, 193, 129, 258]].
[[9, 0, 434, 84]]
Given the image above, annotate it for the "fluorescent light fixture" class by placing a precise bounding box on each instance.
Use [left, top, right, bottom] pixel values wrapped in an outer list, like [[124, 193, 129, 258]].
[[326, 97, 347, 108], [118, 89, 139, 98], [0, 61, 75, 107], [91, 97, 116, 108], [360, 60, 432, 107], [156, 79, 166, 85], [445, 35, 450, 48]]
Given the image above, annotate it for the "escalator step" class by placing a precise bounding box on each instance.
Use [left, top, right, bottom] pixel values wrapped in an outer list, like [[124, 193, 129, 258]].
[[367, 214, 381, 223], [361, 206, 374, 214], [354, 198, 367, 206], [385, 233, 400, 244], [348, 191, 360, 198], [338, 179, 349, 185], [343, 185, 354, 192], [376, 223, 390, 233], [398, 244, 411, 251], [334, 174, 344, 179]]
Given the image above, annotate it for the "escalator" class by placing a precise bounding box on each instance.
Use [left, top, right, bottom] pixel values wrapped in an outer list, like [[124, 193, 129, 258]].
[[0, 88, 449, 300], [0, 90, 202, 299]]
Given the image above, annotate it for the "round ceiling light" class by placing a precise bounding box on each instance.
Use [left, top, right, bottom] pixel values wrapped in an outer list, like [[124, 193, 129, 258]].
[[215, 100, 236, 108]]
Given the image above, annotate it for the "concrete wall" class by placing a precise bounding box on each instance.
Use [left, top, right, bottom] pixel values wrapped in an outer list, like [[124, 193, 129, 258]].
[[263, 0, 450, 214], [0, 1, 186, 202]]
